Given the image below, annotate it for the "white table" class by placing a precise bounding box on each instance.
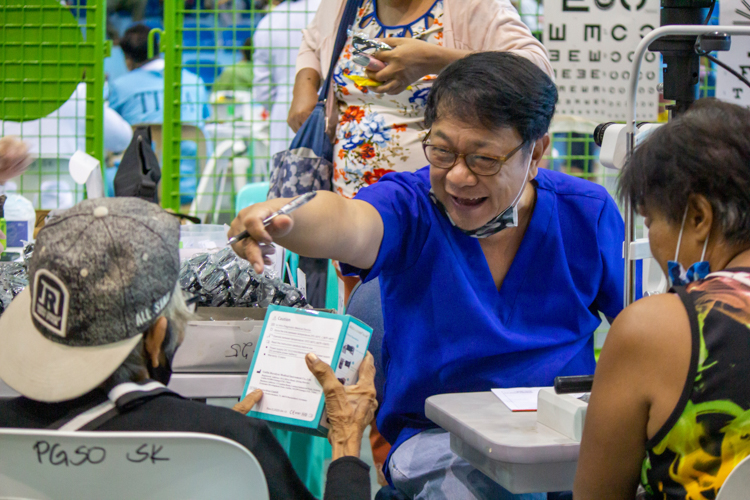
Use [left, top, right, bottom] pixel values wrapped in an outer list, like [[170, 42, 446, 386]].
[[425, 392, 580, 494], [0, 374, 247, 401]]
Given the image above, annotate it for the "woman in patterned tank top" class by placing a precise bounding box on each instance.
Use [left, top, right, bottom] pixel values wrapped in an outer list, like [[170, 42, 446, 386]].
[[574, 99, 750, 500]]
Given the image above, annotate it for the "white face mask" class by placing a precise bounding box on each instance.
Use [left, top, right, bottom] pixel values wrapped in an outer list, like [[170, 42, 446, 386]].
[[429, 148, 533, 238], [667, 205, 711, 287]]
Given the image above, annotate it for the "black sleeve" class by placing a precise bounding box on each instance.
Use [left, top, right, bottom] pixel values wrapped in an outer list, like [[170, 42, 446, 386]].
[[324, 456, 371, 500], [227, 417, 317, 500]]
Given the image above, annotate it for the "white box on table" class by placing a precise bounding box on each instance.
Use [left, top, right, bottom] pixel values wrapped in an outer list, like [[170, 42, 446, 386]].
[[536, 387, 588, 441], [172, 307, 267, 373]]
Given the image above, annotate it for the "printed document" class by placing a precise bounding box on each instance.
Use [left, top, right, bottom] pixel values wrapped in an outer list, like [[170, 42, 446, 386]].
[[246, 310, 343, 421]]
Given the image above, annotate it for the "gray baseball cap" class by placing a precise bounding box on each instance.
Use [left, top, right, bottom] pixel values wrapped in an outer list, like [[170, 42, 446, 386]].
[[0, 197, 180, 402]]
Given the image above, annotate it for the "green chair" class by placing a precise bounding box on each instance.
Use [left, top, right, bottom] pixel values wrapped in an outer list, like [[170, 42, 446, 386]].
[[236, 184, 332, 499], [235, 182, 270, 210]]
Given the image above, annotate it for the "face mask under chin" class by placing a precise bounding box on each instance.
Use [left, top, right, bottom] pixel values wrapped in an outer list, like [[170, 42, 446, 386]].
[[429, 192, 519, 238], [429, 150, 532, 239]]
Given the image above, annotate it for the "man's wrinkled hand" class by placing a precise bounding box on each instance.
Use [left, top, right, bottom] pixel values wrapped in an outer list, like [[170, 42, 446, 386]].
[[233, 389, 264, 414], [306, 351, 377, 459]]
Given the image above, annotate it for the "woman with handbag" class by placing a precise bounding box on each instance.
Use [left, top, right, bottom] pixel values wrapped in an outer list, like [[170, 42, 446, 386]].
[[288, 0, 551, 200]]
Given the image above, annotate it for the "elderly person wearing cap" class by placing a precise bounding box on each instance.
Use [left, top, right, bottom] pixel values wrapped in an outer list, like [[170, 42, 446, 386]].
[[229, 51, 625, 500], [0, 197, 377, 500]]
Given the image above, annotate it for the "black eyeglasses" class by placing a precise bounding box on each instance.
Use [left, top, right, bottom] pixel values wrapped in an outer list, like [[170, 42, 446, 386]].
[[422, 131, 526, 177]]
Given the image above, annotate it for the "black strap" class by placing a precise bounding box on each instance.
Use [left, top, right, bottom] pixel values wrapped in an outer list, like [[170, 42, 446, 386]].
[[45, 397, 112, 430], [318, 0, 362, 101], [46, 382, 182, 431], [79, 387, 181, 431], [136, 136, 158, 201]]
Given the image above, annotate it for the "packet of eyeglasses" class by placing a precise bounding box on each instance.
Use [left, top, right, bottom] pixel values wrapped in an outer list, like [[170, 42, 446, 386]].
[[0, 242, 33, 316], [179, 247, 309, 309], [348, 30, 390, 71]]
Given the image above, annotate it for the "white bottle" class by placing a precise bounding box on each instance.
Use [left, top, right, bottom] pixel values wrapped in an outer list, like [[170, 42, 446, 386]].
[[0, 191, 35, 249]]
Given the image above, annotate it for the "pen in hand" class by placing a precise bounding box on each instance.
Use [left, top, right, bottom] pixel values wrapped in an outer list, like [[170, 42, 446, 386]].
[[227, 192, 318, 247]]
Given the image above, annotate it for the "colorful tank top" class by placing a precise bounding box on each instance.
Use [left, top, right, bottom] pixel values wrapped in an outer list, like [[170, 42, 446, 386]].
[[331, 0, 444, 199], [642, 270, 750, 500]]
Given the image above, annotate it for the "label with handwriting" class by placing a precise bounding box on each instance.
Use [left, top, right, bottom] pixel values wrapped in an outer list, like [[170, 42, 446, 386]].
[[32, 440, 170, 466]]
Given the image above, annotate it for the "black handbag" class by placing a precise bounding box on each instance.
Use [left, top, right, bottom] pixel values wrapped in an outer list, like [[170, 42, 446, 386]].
[[267, 0, 361, 199], [114, 126, 161, 203]]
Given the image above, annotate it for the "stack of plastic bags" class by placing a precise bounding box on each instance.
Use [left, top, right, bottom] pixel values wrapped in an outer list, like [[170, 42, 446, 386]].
[[179, 247, 308, 309], [0, 244, 33, 316]]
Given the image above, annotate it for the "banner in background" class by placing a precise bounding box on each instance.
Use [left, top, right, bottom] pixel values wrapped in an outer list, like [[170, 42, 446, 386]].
[[545, 0, 660, 121], [716, 1, 750, 108]]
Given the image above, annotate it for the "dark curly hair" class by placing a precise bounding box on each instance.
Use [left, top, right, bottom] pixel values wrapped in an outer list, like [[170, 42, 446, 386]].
[[619, 99, 750, 245]]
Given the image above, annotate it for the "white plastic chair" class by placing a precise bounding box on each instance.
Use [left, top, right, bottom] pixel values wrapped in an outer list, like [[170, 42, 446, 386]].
[[0, 428, 269, 500], [716, 454, 750, 500]]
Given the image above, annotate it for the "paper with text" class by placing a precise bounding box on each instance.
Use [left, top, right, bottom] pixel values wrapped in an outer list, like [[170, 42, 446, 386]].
[[492, 387, 544, 412], [246, 310, 342, 421]]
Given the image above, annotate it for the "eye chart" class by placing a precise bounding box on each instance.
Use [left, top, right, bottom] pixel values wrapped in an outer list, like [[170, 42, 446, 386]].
[[716, 0, 750, 108], [544, 0, 661, 121]]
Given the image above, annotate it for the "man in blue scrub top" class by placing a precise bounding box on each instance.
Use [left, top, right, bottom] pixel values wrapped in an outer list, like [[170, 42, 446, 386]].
[[109, 24, 210, 205], [229, 52, 624, 500]]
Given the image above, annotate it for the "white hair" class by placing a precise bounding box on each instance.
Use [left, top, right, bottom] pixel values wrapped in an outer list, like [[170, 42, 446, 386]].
[[102, 282, 193, 389]]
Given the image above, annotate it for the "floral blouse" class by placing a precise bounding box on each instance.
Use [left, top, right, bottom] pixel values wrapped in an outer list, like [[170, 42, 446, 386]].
[[332, 0, 444, 199]]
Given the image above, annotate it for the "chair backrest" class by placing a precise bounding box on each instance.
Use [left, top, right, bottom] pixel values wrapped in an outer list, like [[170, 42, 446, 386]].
[[209, 90, 253, 123], [716, 454, 750, 500], [0, 428, 269, 500], [345, 278, 385, 407], [236, 182, 270, 211]]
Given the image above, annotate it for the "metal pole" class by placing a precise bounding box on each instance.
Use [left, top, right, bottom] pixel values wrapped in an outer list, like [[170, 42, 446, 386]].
[[623, 25, 750, 307], [162, 0, 182, 211]]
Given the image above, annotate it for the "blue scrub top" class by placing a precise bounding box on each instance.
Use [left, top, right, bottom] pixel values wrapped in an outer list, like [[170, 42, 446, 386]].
[[341, 166, 625, 458]]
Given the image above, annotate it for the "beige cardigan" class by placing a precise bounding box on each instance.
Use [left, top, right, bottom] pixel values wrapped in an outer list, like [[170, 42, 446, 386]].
[[296, 0, 553, 114]]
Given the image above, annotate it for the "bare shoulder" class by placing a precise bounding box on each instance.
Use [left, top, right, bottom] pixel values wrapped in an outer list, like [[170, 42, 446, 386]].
[[603, 293, 690, 364]]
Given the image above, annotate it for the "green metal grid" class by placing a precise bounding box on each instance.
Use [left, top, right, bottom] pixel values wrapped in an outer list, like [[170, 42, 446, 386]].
[[161, 1, 282, 222], [0, 0, 107, 210]]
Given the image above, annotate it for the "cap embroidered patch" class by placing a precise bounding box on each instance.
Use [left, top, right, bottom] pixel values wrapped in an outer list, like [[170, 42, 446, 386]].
[[32, 269, 70, 338]]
